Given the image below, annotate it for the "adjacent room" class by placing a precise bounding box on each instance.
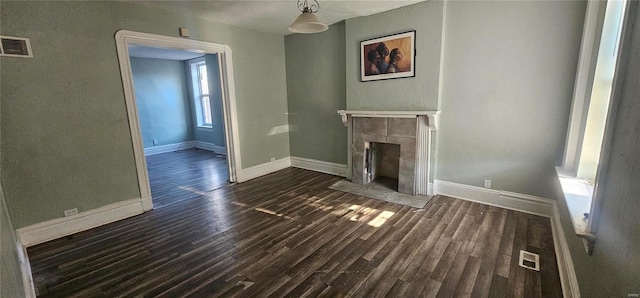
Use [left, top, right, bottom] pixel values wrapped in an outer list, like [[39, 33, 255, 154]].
[[1, 0, 639, 297], [128, 45, 230, 208]]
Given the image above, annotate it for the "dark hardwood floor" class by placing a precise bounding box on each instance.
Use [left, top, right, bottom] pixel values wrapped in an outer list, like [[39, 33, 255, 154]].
[[27, 151, 562, 297], [146, 149, 229, 208]]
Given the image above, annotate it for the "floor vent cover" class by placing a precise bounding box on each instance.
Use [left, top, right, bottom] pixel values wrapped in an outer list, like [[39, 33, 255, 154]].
[[518, 250, 540, 271]]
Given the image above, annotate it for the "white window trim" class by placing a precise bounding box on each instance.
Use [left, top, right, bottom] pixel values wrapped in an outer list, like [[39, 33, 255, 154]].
[[562, 0, 603, 176], [188, 58, 214, 131], [559, 0, 634, 254]]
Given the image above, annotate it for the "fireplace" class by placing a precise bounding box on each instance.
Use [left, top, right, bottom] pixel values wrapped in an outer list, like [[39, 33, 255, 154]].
[[338, 110, 440, 196], [365, 142, 401, 191]]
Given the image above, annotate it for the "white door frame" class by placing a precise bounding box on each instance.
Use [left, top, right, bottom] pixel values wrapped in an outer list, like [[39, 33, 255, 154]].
[[115, 30, 241, 210]]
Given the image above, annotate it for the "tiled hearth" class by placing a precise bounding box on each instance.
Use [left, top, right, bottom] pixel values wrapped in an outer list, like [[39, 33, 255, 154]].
[[338, 110, 440, 196]]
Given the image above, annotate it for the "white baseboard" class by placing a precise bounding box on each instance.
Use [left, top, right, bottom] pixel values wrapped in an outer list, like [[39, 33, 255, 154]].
[[195, 141, 226, 155], [144, 141, 195, 156], [433, 180, 554, 217], [235, 157, 292, 182], [141, 196, 153, 211], [16, 197, 148, 247], [551, 202, 581, 298], [144, 141, 226, 156], [290, 157, 348, 177]]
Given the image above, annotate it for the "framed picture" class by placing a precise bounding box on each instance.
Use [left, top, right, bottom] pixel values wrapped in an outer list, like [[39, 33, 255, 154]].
[[360, 31, 415, 82]]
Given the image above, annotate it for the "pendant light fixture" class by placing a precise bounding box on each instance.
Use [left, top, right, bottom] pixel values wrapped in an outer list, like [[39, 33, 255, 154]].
[[288, 0, 328, 34]]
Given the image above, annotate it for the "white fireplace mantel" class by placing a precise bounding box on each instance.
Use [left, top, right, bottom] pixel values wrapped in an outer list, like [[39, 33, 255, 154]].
[[337, 110, 440, 130], [338, 110, 440, 195]]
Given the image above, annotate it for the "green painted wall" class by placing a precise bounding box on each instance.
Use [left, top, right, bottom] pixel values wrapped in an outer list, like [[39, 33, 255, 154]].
[[285, 22, 347, 164], [287, 0, 585, 202], [558, 4, 640, 296], [345, 1, 444, 111], [0, 1, 288, 228], [437, 0, 586, 198], [131, 57, 194, 148], [0, 3, 24, 291], [0, 73, 25, 298], [284, 1, 445, 164]]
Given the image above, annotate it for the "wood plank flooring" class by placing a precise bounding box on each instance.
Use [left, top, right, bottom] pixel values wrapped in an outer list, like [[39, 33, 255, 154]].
[[27, 151, 562, 297], [146, 149, 229, 208]]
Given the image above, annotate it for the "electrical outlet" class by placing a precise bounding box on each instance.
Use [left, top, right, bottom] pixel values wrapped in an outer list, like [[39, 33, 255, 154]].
[[64, 208, 78, 217], [152, 139, 158, 145], [484, 179, 492, 188], [270, 157, 276, 162]]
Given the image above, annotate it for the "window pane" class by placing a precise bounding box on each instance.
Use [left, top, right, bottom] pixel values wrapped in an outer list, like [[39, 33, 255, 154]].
[[202, 95, 212, 126], [191, 61, 213, 128], [576, 0, 626, 180], [199, 64, 209, 95]]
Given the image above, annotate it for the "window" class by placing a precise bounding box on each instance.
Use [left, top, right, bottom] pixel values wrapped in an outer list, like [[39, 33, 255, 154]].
[[563, 0, 626, 181], [189, 59, 212, 129], [558, 0, 629, 254]]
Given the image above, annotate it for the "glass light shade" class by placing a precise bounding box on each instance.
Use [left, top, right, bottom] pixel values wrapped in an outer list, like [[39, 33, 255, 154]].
[[288, 12, 328, 33]]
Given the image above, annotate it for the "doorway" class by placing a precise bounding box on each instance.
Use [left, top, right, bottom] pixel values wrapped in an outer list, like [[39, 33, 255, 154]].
[[115, 30, 241, 210]]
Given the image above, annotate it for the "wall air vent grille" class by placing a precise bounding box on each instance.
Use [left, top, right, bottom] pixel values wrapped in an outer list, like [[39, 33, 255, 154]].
[[0, 35, 33, 58]]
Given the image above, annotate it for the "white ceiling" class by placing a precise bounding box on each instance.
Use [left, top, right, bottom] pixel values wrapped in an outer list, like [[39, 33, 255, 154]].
[[127, 0, 425, 36]]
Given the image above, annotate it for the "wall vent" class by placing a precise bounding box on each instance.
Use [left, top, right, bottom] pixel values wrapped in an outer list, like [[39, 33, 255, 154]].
[[518, 250, 540, 271], [0, 35, 33, 58]]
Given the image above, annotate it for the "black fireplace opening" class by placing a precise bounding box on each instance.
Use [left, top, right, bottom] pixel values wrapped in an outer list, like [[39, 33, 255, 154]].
[[365, 142, 400, 192]]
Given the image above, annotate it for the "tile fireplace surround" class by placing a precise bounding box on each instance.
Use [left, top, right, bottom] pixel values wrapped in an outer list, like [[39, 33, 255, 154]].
[[338, 110, 440, 196]]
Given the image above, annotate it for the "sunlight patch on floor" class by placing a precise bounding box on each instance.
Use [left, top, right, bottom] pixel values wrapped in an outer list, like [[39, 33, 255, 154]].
[[306, 200, 334, 212], [368, 211, 395, 227], [345, 205, 395, 227], [254, 207, 294, 220]]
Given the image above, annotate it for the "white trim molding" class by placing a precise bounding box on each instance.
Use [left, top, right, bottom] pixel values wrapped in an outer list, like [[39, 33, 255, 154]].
[[434, 180, 554, 217], [115, 30, 241, 204], [551, 203, 581, 298], [235, 158, 292, 183], [562, 0, 604, 173], [16, 197, 148, 247], [337, 110, 440, 130], [416, 115, 433, 195], [290, 157, 348, 177], [195, 141, 226, 155], [142, 141, 227, 156], [144, 141, 196, 156], [141, 196, 153, 211]]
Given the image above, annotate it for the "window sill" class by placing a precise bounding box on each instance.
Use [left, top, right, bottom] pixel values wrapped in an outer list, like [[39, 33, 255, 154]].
[[555, 167, 597, 253], [196, 126, 213, 132]]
